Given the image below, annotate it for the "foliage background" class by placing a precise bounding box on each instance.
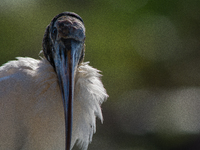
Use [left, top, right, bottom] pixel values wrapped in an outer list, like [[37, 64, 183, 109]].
[[1, 0, 200, 149]]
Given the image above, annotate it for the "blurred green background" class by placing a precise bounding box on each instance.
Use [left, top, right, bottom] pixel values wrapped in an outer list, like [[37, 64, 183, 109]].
[[1, 0, 200, 149]]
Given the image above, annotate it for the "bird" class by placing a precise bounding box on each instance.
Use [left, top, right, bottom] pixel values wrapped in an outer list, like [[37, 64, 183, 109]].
[[0, 12, 108, 150]]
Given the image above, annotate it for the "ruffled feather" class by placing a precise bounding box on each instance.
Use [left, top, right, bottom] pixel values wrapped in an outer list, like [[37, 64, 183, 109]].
[[71, 62, 108, 149]]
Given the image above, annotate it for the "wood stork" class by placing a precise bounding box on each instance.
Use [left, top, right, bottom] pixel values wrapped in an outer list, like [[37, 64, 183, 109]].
[[0, 12, 108, 150]]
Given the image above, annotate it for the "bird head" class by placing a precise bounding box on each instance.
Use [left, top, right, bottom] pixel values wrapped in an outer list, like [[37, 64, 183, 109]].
[[42, 12, 86, 150], [43, 12, 85, 68]]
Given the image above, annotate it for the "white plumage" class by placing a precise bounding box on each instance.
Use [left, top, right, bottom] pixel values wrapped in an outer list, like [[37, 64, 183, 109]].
[[0, 57, 108, 150]]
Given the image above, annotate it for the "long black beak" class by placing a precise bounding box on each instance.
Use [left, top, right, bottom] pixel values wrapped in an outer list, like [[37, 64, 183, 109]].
[[53, 39, 80, 150]]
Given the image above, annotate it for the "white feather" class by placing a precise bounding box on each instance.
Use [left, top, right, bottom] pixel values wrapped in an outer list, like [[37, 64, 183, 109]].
[[0, 57, 108, 150], [72, 62, 108, 149]]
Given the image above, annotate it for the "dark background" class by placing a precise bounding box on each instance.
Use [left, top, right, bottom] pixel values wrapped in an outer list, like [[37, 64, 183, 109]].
[[1, 0, 200, 149]]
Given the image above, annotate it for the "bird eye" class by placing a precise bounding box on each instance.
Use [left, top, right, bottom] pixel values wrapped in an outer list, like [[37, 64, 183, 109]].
[[51, 27, 57, 40], [52, 27, 57, 34]]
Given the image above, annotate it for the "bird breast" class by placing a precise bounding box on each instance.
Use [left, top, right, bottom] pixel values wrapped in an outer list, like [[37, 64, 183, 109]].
[[0, 57, 108, 150]]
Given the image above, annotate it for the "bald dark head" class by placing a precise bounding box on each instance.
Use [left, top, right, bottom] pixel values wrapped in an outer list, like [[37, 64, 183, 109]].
[[42, 12, 85, 68]]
